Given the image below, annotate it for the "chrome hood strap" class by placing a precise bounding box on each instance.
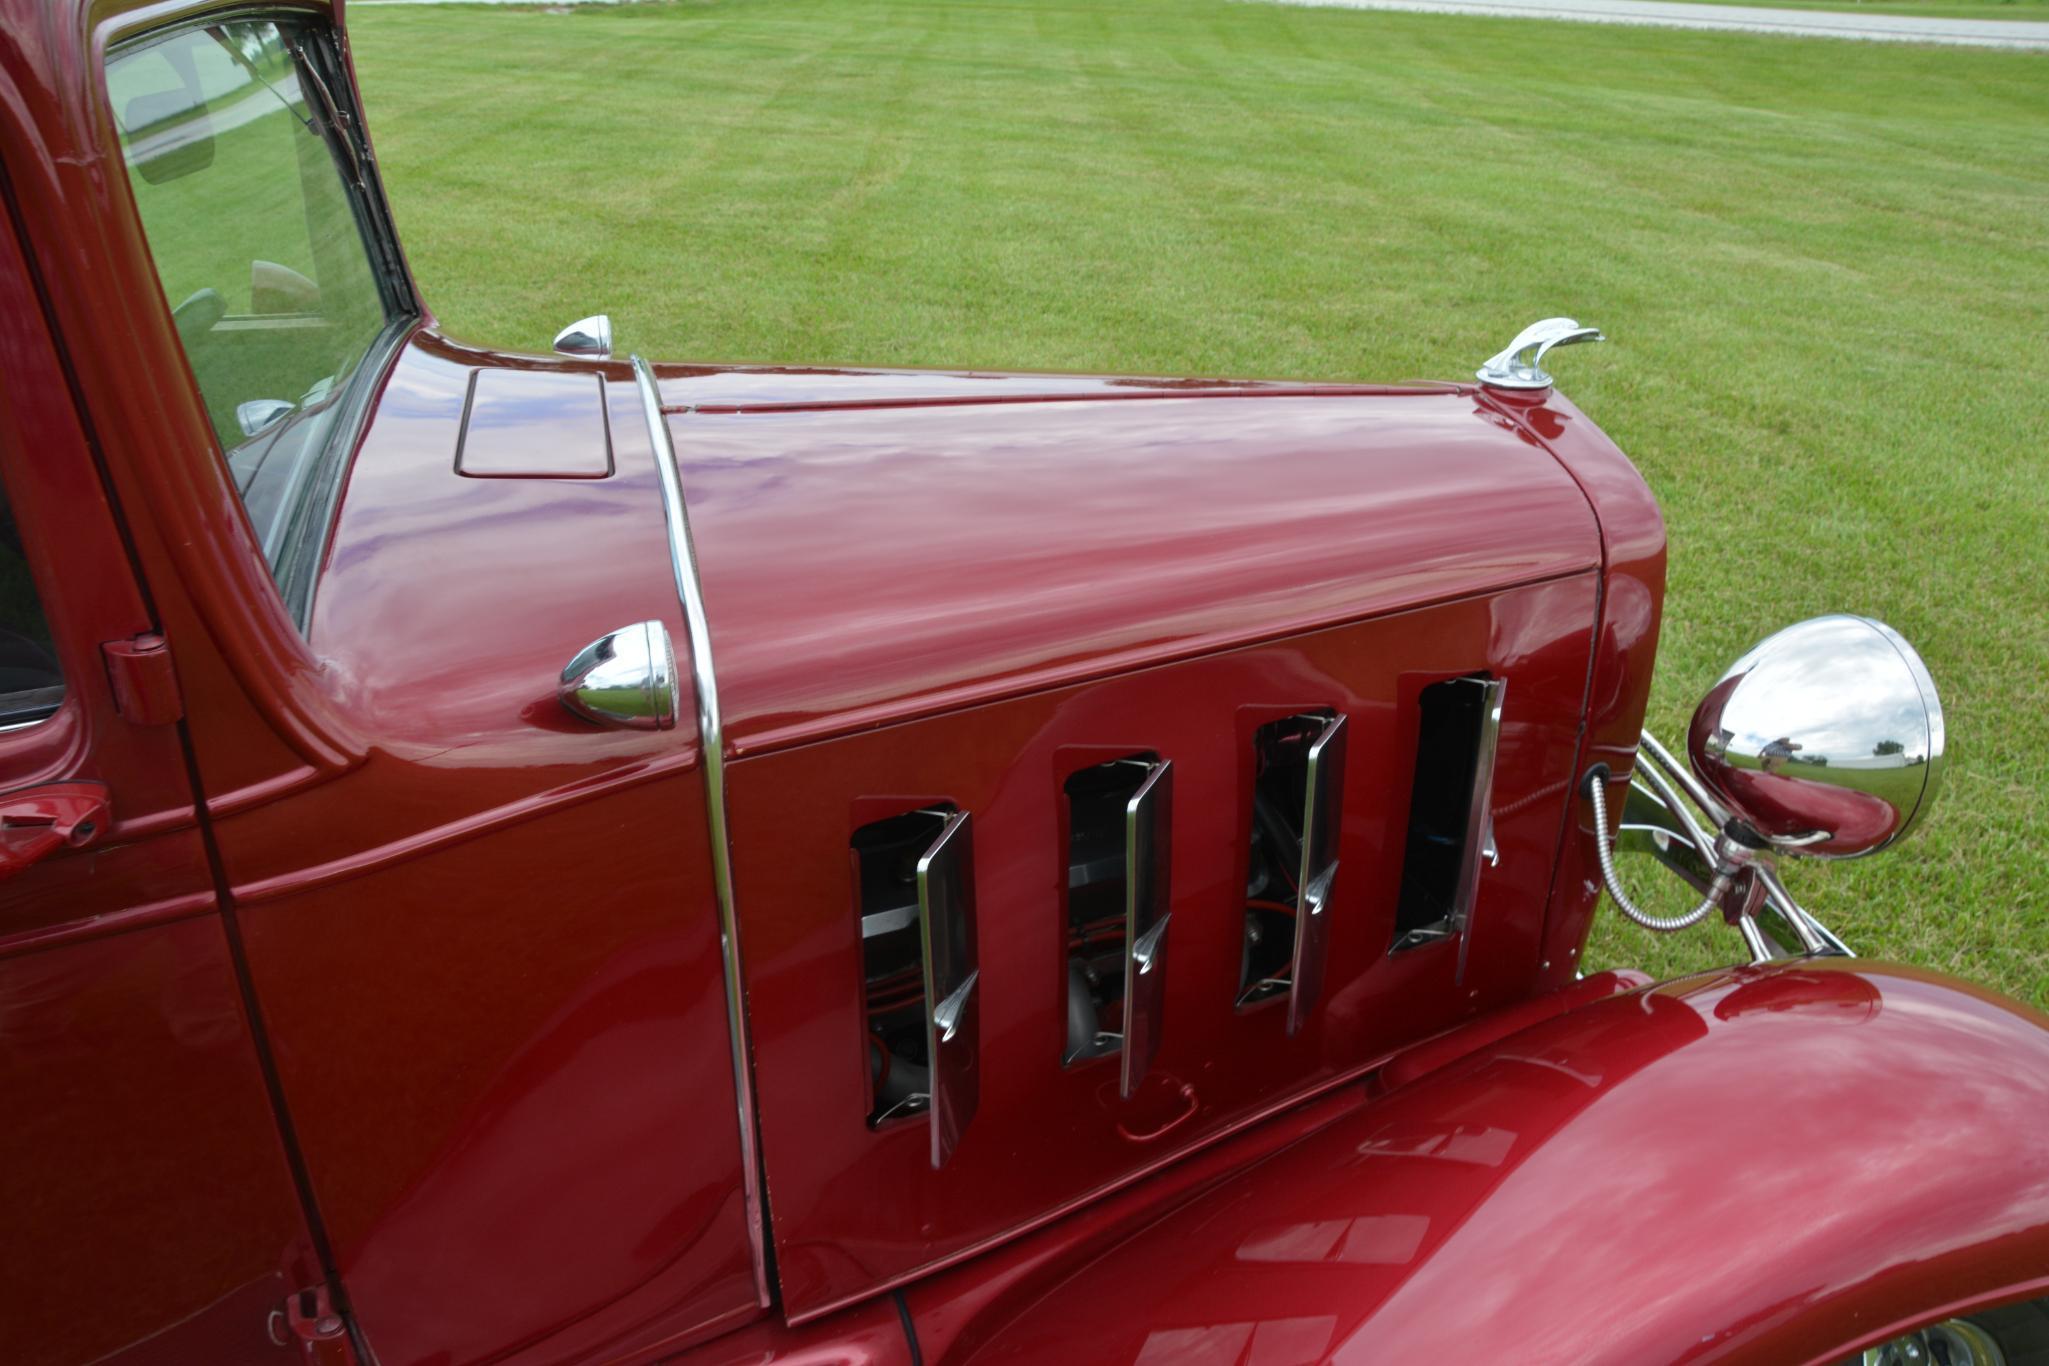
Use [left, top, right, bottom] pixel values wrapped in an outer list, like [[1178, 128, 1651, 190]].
[[630, 355, 772, 1306]]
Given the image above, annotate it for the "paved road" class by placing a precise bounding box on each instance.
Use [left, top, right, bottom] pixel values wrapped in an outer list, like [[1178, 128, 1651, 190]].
[[1256, 0, 2049, 47]]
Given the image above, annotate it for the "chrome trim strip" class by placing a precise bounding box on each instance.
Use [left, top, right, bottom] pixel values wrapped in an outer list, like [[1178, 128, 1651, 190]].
[[1119, 759, 1172, 1099], [1286, 713, 1347, 1037], [916, 809, 980, 1169], [630, 356, 772, 1306], [1452, 676, 1506, 987]]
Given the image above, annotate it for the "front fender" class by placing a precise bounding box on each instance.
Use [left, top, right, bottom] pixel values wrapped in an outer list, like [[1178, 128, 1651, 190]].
[[962, 961, 2049, 1365]]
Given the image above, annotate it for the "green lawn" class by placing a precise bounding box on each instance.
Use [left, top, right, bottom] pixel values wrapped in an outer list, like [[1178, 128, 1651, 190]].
[[348, 0, 2049, 1005]]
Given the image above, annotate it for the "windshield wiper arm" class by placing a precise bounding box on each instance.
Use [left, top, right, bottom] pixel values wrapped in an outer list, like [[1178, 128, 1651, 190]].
[[289, 45, 363, 186]]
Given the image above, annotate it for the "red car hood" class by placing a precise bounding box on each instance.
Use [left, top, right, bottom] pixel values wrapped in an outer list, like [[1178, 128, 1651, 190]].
[[313, 337, 1601, 762], [654, 364, 1602, 756]]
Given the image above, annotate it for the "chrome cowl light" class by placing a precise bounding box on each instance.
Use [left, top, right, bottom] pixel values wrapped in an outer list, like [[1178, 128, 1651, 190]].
[[552, 313, 613, 359], [1688, 615, 1945, 859], [559, 620, 678, 731]]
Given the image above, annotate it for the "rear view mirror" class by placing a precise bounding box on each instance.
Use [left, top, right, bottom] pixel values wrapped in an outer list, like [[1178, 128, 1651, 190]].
[[124, 90, 214, 184]]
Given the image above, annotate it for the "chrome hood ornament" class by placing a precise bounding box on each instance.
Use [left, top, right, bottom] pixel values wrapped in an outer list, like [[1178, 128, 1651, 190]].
[[1477, 317, 1604, 391]]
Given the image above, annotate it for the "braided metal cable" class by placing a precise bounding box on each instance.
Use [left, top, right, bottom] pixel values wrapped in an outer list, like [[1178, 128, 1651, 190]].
[[1585, 769, 1723, 933]]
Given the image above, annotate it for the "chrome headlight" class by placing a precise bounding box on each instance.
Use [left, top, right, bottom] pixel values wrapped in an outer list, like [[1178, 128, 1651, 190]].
[[1592, 614, 1947, 962], [1845, 1293, 2049, 1365], [1687, 614, 1945, 859]]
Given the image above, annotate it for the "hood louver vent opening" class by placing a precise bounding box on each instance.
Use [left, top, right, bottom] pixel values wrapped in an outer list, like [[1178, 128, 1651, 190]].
[[1060, 755, 1174, 1098], [1239, 712, 1347, 1034], [853, 804, 980, 1167], [1393, 675, 1505, 969]]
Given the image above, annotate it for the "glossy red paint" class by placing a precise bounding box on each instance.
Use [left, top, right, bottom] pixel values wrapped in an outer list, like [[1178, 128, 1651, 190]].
[[261, 323, 1623, 1342], [655, 363, 1440, 411], [943, 961, 2049, 1366], [10, 1, 2028, 1364], [209, 331, 765, 1366], [899, 970, 1652, 1364], [2, 0, 389, 777], [732, 573, 1603, 1317], [679, 1296, 912, 1366], [0, 150, 318, 1363], [457, 366, 615, 478], [664, 387, 1601, 756], [101, 632, 184, 726], [0, 920, 321, 1364], [1370, 964, 1654, 1091], [1480, 387, 1669, 991], [9, 8, 770, 1345], [0, 0, 1665, 1340]]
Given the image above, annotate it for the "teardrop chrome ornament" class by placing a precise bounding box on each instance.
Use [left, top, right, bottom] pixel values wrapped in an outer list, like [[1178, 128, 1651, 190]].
[[559, 620, 677, 730], [552, 314, 613, 358]]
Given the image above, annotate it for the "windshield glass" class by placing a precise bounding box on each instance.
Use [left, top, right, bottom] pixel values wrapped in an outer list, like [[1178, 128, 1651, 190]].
[[107, 19, 401, 580]]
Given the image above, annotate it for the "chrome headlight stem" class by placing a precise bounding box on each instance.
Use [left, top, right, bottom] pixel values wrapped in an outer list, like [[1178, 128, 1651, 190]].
[[1587, 727, 1857, 965]]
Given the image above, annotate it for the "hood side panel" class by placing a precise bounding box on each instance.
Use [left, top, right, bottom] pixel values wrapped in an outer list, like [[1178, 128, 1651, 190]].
[[730, 573, 1600, 1318], [676, 393, 1600, 757]]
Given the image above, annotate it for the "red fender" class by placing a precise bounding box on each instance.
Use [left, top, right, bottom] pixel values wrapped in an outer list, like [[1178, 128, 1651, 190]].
[[944, 961, 2049, 1365]]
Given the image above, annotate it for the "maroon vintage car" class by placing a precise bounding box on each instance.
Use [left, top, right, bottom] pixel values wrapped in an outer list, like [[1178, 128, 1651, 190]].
[[1, 2, 2043, 1363]]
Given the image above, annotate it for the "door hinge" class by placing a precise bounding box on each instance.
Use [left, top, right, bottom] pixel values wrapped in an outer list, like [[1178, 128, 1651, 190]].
[[270, 1284, 357, 1365], [100, 632, 181, 726]]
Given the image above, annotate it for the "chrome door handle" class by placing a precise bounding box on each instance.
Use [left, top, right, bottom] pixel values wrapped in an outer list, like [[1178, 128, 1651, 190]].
[[0, 781, 111, 883]]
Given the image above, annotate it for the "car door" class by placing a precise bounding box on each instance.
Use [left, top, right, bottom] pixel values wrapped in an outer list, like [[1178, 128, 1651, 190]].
[[43, 11, 766, 1364], [0, 181, 322, 1365]]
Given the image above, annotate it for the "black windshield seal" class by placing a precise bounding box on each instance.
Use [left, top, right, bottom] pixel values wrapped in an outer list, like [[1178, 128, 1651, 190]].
[[270, 313, 413, 628]]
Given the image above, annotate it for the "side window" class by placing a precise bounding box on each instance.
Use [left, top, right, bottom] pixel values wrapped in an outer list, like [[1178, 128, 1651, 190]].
[[0, 480, 64, 728], [106, 20, 403, 594]]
